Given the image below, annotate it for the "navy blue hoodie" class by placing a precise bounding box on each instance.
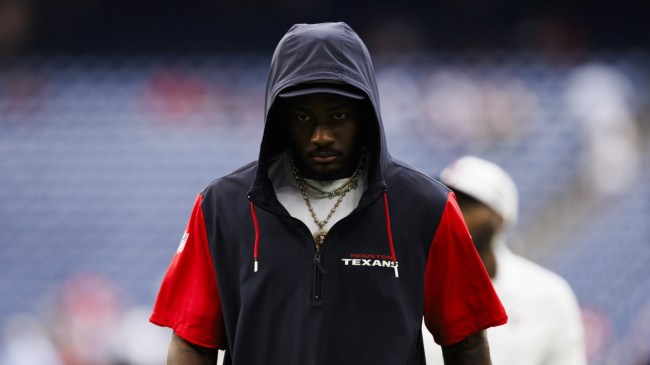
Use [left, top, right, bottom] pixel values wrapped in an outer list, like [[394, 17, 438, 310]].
[[151, 22, 507, 365]]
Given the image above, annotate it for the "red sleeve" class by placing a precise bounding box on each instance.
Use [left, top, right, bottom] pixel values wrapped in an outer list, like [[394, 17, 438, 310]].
[[149, 193, 227, 349], [423, 192, 507, 346]]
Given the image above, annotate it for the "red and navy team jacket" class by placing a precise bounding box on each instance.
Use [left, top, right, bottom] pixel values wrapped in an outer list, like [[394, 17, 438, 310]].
[[150, 22, 507, 365]]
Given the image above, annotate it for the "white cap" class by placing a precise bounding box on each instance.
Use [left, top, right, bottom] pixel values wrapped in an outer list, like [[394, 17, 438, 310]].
[[440, 156, 518, 228]]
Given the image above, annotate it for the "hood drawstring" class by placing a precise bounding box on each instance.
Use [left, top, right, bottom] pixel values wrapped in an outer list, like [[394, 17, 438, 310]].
[[250, 201, 260, 272], [383, 193, 399, 278], [250, 194, 398, 277]]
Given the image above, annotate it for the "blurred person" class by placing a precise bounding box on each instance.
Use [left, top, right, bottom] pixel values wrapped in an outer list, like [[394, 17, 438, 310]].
[[150, 22, 507, 365], [423, 156, 586, 365], [0, 314, 62, 365], [565, 63, 641, 196], [0, 273, 128, 365], [51, 273, 125, 365]]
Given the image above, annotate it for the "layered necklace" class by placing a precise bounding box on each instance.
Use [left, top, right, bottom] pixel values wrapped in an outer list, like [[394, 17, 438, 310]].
[[290, 151, 365, 252]]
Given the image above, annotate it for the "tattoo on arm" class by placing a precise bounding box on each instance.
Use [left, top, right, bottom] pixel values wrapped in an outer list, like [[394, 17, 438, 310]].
[[441, 330, 492, 365], [167, 332, 219, 365]]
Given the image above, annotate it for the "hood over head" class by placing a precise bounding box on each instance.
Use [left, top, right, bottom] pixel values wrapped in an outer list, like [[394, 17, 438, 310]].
[[252, 22, 389, 200]]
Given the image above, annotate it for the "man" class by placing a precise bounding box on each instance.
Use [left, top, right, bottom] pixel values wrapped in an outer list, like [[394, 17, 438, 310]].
[[423, 156, 587, 365], [150, 22, 507, 365]]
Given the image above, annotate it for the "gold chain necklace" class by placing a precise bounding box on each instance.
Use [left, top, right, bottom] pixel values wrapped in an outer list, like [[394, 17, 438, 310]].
[[300, 158, 364, 199], [290, 154, 364, 252]]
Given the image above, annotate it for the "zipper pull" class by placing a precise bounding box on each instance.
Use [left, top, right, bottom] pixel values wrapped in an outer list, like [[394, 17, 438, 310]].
[[393, 261, 399, 278], [313, 254, 328, 274]]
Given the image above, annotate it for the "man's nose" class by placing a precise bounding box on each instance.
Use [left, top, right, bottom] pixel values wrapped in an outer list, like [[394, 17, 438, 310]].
[[310, 124, 335, 145]]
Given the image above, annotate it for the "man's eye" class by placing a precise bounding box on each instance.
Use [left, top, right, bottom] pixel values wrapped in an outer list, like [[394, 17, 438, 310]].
[[296, 113, 311, 122], [333, 112, 347, 120]]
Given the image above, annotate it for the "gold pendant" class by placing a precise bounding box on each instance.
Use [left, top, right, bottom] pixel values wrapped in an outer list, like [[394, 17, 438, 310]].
[[313, 229, 328, 252]]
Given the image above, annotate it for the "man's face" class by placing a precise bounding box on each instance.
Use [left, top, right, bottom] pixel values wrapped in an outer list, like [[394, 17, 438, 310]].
[[284, 93, 363, 180], [454, 192, 503, 254]]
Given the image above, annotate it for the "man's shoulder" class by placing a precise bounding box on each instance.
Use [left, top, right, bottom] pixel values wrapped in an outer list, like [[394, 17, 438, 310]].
[[499, 251, 578, 301], [203, 161, 258, 195], [496, 250, 583, 327], [386, 157, 451, 197]]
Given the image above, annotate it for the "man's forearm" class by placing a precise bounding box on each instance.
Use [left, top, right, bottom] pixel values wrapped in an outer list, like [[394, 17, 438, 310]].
[[441, 330, 492, 365], [167, 332, 219, 365]]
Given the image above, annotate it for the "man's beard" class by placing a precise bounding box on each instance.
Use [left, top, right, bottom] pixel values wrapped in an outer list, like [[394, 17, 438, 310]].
[[469, 220, 499, 255]]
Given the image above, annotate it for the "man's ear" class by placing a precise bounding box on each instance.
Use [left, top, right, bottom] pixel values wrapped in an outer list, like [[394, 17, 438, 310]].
[[487, 212, 506, 236]]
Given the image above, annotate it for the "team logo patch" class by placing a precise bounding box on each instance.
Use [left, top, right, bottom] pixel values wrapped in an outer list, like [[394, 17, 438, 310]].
[[341, 253, 399, 277], [177, 232, 189, 253]]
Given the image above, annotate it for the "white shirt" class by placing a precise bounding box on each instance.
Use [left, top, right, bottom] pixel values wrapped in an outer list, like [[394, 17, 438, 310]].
[[267, 152, 367, 238], [422, 242, 586, 365]]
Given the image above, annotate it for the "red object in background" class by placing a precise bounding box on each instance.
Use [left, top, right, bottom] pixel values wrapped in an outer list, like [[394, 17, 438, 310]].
[[581, 306, 612, 362]]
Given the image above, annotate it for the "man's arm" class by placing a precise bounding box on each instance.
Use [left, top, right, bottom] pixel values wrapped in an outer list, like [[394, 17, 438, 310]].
[[167, 332, 219, 365], [441, 331, 492, 365]]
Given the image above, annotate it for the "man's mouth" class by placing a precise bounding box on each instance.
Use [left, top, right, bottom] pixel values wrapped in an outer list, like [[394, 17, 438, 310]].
[[309, 151, 339, 164]]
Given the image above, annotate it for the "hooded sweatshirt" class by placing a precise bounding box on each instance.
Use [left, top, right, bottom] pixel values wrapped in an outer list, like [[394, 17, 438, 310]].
[[150, 22, 507, 365]]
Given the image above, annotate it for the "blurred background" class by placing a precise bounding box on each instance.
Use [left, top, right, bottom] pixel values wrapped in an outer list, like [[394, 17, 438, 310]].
[[1, 1, 649, 364]]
